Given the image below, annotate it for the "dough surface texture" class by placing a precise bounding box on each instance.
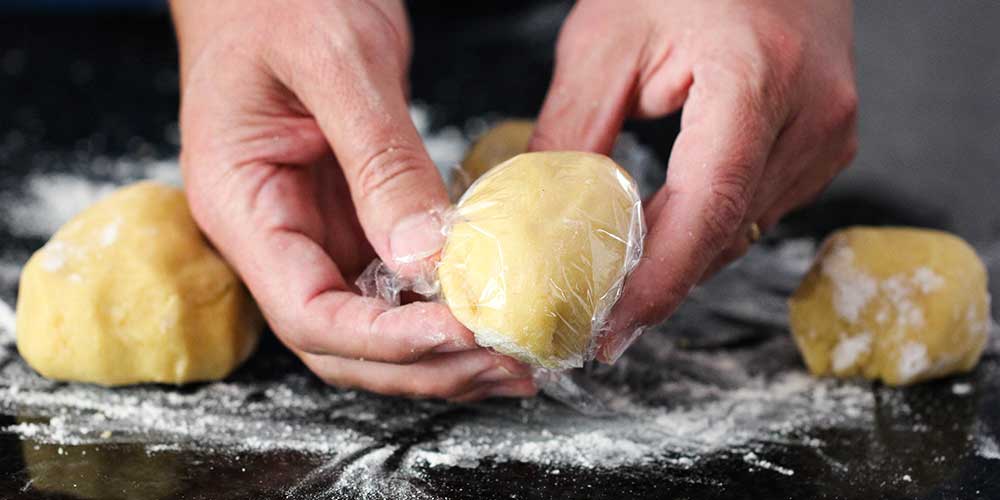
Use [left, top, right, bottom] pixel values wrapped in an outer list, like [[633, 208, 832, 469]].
[[454, 120, 534, 195], [439, 152, 643, 369], [789, 227, 991, 385], [17, 181, 261, 386]]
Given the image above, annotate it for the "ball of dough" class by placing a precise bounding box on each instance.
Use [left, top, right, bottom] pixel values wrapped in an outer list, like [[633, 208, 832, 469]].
[[439, 152, 643, 369], [16, 181, 261, 386], [453, 120, 534, 195], [788, 227, 991, 385]]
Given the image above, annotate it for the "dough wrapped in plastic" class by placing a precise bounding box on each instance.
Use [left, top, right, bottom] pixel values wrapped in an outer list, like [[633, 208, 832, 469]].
[[438, 151, 645, 369]]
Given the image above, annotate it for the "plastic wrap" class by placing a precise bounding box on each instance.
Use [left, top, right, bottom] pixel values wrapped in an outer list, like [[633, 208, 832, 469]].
[[359, 151, 645, 373]]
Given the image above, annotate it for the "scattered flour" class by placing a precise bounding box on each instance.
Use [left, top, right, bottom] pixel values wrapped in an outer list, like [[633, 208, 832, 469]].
[[743, 451, 795, 476], [951, 382, 972, 395], [0, 261, 21, 285], [3, 174, 117, 238], [0, 298, 14, 339], [976, 434, 1000, 460], [0, 104, 997, 497], [403, 370, 873, 471]]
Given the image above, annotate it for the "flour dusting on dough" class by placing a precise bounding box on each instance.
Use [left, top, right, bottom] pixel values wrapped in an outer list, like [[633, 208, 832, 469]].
[[912, 266, 945, 293], [882, 275, 926, 329], [40, 241, 68, 272], [822, 245, 877, 323], [100, 217, 122, 247], [832, 332, 872, 372], [897, 342, 930, 383]]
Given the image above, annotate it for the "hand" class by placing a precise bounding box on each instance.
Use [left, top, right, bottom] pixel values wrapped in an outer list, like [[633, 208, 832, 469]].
[[171, 0, 535, 400], [530, 0, 858, 361]]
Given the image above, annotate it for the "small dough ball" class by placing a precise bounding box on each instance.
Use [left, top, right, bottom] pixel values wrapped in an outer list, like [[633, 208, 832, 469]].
[[453, 120, 534, 195], [789, 227, 991, 385], [439, 152, 643, 369], [16, 181, 261, 386]]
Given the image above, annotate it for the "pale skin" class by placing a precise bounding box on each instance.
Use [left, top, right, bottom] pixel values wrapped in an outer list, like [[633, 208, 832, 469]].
[[170, 0, 857, 400]]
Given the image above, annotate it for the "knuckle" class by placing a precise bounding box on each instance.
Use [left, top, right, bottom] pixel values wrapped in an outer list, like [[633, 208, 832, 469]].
[[760, 23, 806, 81], [368, 308, 430, 364], [703, 171, 753, 250], [720, 238, 751, 264], [829, 80, 860, 128], [284, 326, 325, 356], [355, 144, 430, 202], [528, 128, 561, 152], [838, 134, 860, 170], [372, 342, 420, 365]]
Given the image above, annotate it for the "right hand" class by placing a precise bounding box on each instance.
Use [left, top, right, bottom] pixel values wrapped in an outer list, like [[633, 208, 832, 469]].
[[170, 0, 535, 401]]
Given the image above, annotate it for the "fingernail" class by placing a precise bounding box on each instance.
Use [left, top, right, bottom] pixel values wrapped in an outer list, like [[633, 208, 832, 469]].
[[485, 379, 537, 399], [474, 366, 519, 384], [599, 326, 646, 364], [389, 210, 446, 265], [431, 332, 476, 353], [474, 359, 534, 383]]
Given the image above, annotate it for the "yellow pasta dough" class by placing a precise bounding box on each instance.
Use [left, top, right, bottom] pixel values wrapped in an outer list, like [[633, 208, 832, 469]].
[[439, 152, 643, 369], [788, 227, 991, 385], [453, 120, 534, 195], [16, 181, 261, 386]]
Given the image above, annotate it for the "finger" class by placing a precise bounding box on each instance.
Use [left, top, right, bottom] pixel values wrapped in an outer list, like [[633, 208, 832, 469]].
[[744, 99, 858, 227], [528, 5, 642, 154], [205, 164, 475, 363], [698, 228, 754, 284], [256, 226, 478, 363], [601, 66, 786, 360], [701, 110, 858, 279], [296, 348, 533, 400], [759, 169, 836, 230], [447, 379, 538, 403], [759, 121, 859, 229], [274, 46, 449, 278]]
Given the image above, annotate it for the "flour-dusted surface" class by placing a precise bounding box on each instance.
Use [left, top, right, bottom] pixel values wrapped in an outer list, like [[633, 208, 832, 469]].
[[0, 114, 999, 499]]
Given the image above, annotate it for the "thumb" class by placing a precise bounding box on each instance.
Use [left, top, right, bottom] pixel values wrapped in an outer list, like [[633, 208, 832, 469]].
[[528, 7, 640, 154], [290, 64, 448, 277]]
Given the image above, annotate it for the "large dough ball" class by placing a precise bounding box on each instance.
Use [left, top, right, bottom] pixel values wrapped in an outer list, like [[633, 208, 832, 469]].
[[439, 152, 643, 369], [788, 227, 991, 385], [16, 182, 261, 386], [453, 120, 534, 195]]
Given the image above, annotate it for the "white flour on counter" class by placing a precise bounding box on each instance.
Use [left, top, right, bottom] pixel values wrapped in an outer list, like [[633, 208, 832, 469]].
[[0, 247, 881, 477], [0, 105, 998, 492], [0, 297, 14, 339]]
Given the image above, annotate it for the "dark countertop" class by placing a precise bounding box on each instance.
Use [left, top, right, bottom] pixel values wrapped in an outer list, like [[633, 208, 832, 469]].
[[0, 3, 998, 499]]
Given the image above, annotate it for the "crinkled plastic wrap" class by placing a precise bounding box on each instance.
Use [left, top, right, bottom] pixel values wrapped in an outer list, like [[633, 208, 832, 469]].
[[359, 151, 645, 372]]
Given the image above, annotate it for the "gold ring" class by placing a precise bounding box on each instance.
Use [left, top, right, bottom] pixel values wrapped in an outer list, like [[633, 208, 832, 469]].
[[746, 222, 762, 244]]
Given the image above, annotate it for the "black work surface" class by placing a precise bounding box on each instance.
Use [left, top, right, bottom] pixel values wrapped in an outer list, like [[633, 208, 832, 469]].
[[1, 2, 999, 499]]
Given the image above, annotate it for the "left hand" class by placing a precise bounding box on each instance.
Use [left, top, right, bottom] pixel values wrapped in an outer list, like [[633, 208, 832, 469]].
[[530, 0, 858, 361]]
